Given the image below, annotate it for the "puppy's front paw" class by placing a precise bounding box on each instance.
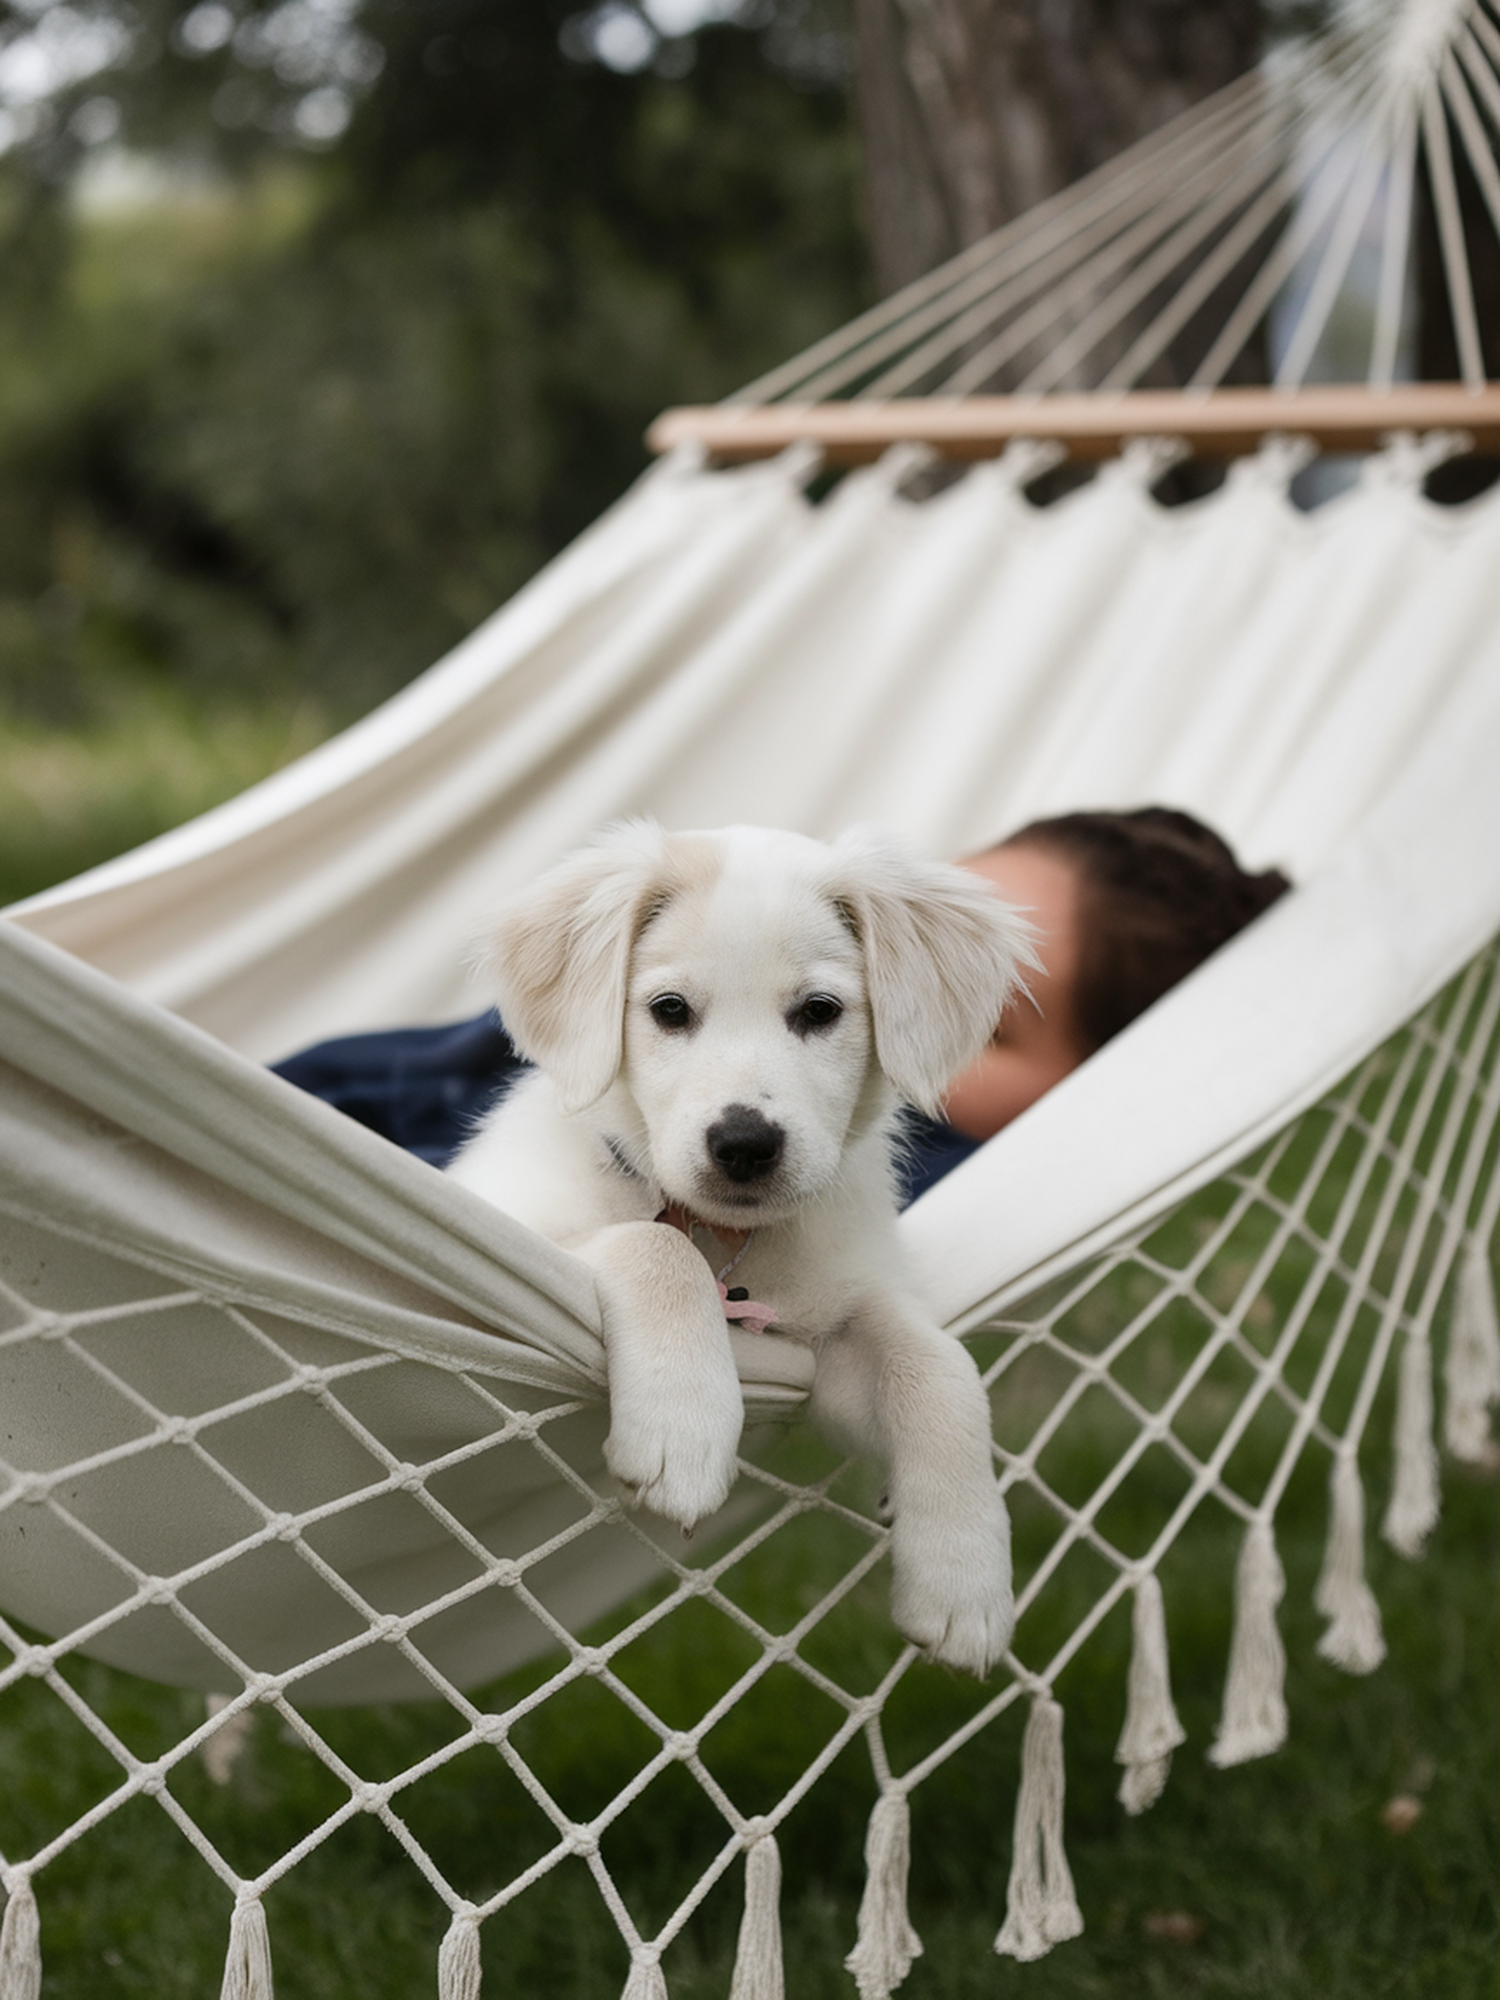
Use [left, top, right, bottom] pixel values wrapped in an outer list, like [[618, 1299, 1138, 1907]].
[[889, 1486, 1014, 1677], [604, 1340, 745, 1532]]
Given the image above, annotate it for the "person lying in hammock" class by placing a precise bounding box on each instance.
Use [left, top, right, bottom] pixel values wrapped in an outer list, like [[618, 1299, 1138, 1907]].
[[909, 805, 1290, 1194], [273, 805, 1289, 1205]]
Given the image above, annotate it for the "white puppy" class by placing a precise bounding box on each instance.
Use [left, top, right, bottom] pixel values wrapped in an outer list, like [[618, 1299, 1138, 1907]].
[[447, 820, 1031, 1675]]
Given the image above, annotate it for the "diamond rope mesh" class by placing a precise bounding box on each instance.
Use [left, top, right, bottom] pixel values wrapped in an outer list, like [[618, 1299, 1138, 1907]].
[[2, 939, 1498, 1995]]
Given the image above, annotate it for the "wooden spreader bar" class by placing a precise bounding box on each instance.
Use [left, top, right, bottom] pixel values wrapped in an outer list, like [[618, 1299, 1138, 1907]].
[[647, 384, 1500, 464]]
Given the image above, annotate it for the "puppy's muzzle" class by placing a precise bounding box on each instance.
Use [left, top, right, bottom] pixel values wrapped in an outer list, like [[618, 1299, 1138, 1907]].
[[706, 1105, 785, 1184]]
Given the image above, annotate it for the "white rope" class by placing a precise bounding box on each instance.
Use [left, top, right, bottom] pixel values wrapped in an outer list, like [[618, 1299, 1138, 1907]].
[[1194, 72, 1381, 387], [868, 87, 1282, 398], [1421, 75, 1488, 384], [958, 120, 1289, 398], [1275, 114, 1395, 388], [1370, 103, 1419, 387], [1097, 132, 1314, 392], [1442, 41, 1500, 301], [729, 0, 1500, 405], [729, 72, 1270, 405]]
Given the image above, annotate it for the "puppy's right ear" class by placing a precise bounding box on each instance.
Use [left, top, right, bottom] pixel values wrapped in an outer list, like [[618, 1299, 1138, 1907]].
[[831, 826, 1037, 1117], [473, 820, 668, 1114]]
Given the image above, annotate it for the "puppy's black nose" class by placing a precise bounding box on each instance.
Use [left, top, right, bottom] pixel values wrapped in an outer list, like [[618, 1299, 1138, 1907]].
[[707, 1105, 784, 1183]]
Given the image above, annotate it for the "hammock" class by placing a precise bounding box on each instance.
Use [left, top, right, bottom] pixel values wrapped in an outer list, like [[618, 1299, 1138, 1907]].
[[4, 1, 1500, 1993]]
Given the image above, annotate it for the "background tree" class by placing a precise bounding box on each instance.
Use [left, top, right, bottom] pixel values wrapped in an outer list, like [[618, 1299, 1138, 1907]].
[[849, 0, 1262, 299], [0, 2, 867, 727]]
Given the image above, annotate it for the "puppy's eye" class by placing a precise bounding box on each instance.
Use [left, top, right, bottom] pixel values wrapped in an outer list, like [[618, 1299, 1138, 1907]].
[[792, 993, 843, 1035], [649, 993, 694, 1031]]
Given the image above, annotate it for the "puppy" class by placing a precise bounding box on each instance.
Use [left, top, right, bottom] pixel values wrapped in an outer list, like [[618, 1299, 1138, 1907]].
[[447, 820, 1031, 1675]]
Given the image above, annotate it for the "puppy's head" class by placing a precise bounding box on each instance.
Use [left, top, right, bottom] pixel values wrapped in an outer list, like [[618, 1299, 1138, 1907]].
[[475, 820, 1030, 1223]]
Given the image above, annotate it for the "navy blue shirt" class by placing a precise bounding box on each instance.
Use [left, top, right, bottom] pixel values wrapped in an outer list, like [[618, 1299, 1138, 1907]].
[[272, 1013, 982, 1205]]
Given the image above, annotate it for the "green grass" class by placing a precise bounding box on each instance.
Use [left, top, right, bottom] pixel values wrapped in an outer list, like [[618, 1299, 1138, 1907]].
[[0, 683, 328, 908]]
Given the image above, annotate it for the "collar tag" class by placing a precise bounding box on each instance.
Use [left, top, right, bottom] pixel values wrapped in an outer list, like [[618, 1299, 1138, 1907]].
[[655, 1205, 777, 1331]]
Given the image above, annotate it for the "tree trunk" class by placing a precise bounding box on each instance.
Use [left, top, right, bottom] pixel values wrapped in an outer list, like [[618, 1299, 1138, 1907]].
[[853, 0, 1263, 297]]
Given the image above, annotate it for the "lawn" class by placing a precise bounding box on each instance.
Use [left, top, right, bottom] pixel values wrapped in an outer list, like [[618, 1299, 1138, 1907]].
[[0, 683, 327, 911]]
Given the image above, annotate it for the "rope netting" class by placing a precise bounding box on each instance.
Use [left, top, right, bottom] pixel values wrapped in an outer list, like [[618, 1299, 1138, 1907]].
[[3, 937, 1497, 1995]]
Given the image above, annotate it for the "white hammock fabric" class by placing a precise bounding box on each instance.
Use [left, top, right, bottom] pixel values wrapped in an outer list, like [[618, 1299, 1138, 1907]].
[[3, 429, 1500, 1995]]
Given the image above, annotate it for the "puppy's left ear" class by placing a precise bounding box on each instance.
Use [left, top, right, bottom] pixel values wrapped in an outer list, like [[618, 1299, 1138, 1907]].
[[832, 828, 1036, 1117]]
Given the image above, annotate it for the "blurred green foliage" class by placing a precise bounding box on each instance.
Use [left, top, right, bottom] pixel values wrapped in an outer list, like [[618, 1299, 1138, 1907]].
[[0, 3, 867, 899]]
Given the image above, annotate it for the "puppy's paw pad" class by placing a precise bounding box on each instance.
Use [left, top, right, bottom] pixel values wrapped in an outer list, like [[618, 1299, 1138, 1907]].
[[605, 1428, 740, 1533], [891, 1575, 1015, 1676], [890, 1510, 1014, 1678], [923, 1602, 1015, 1678]]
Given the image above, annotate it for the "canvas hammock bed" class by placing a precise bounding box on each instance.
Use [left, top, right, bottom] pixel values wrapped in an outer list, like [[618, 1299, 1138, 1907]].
[[4, 0, 1500, 1993]]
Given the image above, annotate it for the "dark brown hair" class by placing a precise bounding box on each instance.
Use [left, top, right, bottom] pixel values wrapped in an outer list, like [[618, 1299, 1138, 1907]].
[[1004, 807, 1291, 1052]]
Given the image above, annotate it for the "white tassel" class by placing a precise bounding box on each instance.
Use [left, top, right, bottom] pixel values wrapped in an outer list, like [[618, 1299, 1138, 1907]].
[[994, 1697, 1084, 1962], [730, 1834, 783, 2000], [438, 1911, 482, 2000], [1445, 1242, 1500, 1463], [1384, 1334, 1440, 1557], [0, 1878, 41, 2000], [1115, 1575, 1186, 1814], [621, 1950, 668, 1999], [1208, 1519, 1287, 1768], [1314, 1456, 1386, 1674], [844, 1792, 923, 2000], [220, 1895, 274, 2000]]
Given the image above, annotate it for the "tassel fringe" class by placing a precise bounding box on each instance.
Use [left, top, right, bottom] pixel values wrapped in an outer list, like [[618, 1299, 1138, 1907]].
[[220, 1895, 274, 2000], [994, 1697, 1084, 1962], [730, 1834, 783, 2000], [1115, 1575, 1186, 1814], [438, 1912, 482, 2000], [1384, 1334, 1440, 1557], [1315, 1456, 1386, 1673], [1445, 1241, 1500, 1463], [844, 1792, 923, 2000], [1208, 1519, 1287, 1768], [0, 1878, 41, 2000]]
